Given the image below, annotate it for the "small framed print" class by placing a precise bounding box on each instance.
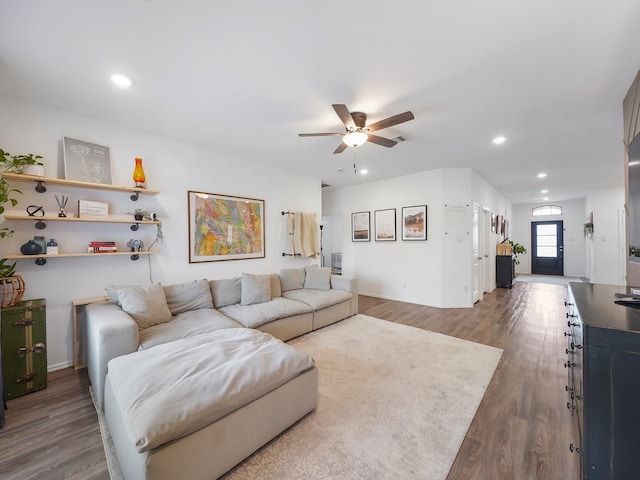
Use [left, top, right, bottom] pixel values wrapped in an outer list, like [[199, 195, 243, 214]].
[[63, 137, 113, 185], [78, 200, 108, 219], [491, 213, 496, 233], [402, 205, 427, 241], [374, 209, 396, 241], [352, 211, 370, 242]]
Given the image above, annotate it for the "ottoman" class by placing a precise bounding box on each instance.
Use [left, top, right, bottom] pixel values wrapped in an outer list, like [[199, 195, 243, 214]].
[[104, 329, 318, 480]]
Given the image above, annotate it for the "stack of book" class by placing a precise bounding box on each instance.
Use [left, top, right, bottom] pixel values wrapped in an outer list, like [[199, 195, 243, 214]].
[[88, 241, 117, 253]]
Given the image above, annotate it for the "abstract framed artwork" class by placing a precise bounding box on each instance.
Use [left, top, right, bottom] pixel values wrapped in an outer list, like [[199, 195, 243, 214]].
[[374, 208, 396, 241], [63, 136, 113, 184], [352, 211, 370, 242], [188, 190, 265, 262], [402, 205, 427, 241]]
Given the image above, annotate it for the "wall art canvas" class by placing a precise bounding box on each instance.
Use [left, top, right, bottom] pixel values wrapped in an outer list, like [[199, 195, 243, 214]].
[[402, 205, 427, 241], [188, 190, 265, 262], [374, 209, 396, 241], [63, 137, 112, 184], [352, 211, 370, 242], [491, 213, 496, 233]]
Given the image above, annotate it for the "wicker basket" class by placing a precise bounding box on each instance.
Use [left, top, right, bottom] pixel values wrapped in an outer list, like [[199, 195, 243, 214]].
[[0, 275, 26, 307]]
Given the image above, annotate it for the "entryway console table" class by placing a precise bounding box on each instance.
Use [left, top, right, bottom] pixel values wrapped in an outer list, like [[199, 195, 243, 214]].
[[565, 282, 640, 479]]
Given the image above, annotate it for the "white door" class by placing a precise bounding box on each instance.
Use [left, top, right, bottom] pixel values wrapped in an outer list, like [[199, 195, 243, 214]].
[[472, 204, 481, 303], [483, 208, 491, 294]]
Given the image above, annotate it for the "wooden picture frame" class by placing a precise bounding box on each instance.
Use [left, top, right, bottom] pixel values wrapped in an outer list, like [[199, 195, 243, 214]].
[[63, 137, 113, 185], [188, 190, 265, 262], [352, 211, 370, 242], [402, 205, 427, 241], [374, 209, 396, 241], [491, 213, 496, 233]]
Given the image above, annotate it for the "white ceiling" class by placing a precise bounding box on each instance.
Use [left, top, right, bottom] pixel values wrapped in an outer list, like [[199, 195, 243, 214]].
[[2, 0, 639, 204]]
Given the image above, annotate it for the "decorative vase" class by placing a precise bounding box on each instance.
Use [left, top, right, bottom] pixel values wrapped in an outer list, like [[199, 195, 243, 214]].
[[133, 157, 146, 188], [0, 275, 25, 307], [20, 240, 43, 255]]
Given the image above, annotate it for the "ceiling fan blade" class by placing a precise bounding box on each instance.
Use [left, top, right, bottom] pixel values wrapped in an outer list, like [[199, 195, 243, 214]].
[[333, 142, 348, 154], [332, 104, 355, 130], [367, 134, 397, 148], [366, 111, 415, 132], [298, 132, 344, 137]]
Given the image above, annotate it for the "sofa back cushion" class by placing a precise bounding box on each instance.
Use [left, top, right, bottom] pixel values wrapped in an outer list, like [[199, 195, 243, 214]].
[[116, 283, 172, 330], [304, 266, 332, 290], [163, 279, 213, 315], [270, 273, 282, 297], [279, 267, 305, 292], [241, 273, 271, 305], [209, 277, 241, 308]]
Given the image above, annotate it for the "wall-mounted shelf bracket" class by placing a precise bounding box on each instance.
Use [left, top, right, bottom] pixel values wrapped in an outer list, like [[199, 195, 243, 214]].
[[130, 223, 139, 231], [35, 181, 46, 193], [130, 191, 140, 201], [35, 257, 46, 266], [35, 220, 46, 230]]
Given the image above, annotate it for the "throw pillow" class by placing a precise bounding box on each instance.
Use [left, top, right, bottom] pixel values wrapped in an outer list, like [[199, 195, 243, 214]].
[[105, 284, 136, 305], [241, 273, 271, 305], [304, 266, 331, 290], [209, 277, 241, 308], [270, 273, 282, 298], [163, 279, 213, 315], [116, 283, 172, 330], [279, 267, 305, 292]]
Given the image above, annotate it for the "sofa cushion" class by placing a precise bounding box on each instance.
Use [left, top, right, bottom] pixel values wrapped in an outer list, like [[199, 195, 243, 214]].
[[241, 273, 271, 305], [282, 288, 352, 311], [116, 283, 172, 330], [279, 267, 305, 292], [304, 266, 331, 290], [107, 329, 315, 453], [163, 279, 213, 315], [138, 309, 243, 350], [270, 273, 282, 298], [105, 284, 136, 305], [219, 297, 312, 329], [209, 277, 241, 307]]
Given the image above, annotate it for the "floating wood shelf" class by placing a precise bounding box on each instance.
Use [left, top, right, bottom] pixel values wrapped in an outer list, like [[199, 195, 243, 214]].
[[3, 251, 158, 265], [3, 173, 159, 196], [3, 214, 160, 225]]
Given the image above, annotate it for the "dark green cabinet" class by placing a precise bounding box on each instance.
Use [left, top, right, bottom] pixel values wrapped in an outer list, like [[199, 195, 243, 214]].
[[1, 299, 47, 400], [496, 255, 515, 288]]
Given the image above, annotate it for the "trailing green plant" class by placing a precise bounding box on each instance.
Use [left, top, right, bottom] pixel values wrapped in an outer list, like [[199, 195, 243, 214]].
[[584, 222, 594, 239], [0, 258, 17, 278], [128, 209, 163, 244], [0, 148, 43, 238], [507, 240, 527, 265]]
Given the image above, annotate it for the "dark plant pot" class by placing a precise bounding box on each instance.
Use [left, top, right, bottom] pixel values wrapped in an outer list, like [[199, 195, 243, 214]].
[[20, 240, 43, 255]]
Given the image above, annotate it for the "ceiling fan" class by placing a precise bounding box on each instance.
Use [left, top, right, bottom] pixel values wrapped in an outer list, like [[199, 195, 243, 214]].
[[299, 104, 415, 154]]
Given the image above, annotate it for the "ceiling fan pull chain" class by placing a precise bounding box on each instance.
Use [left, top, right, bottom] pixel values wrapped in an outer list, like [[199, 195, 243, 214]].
[[353, 149, 357, 174]]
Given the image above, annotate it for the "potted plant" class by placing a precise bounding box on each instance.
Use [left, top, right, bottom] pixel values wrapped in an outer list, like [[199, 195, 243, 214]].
[[1, 148, 44, 238], [0, 258, 25, 307], [507, 240, 527, 265], [128, 209, 163, 245]]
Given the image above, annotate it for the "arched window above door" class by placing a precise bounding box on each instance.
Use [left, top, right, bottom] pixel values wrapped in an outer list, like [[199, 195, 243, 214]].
[[532, 205, 562, 216]]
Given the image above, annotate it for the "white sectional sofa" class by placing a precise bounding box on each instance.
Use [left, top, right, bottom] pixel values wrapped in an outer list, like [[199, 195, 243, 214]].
[[86, 266, 356, 479]]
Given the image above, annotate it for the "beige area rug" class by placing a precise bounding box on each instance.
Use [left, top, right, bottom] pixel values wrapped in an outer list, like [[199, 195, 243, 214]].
[[94, 315, 503, 480], [515, 274, 585, 285]]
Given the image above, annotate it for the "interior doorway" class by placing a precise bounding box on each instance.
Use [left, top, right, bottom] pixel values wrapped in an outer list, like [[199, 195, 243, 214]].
[[531, 220, 564, 275]]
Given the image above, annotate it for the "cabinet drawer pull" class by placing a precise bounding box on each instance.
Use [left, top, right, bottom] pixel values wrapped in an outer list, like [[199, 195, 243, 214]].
[[15, 373, 37, 383], [569, 443, 581, 453], [13, 319, 35, 326]]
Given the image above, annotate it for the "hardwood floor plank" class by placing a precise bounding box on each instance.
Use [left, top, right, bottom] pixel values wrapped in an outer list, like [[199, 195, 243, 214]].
[[0, 282, 578, 479]]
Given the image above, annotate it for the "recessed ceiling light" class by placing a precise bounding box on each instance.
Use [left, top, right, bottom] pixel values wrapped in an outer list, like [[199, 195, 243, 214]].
[[541, 189, 549, 194], [537, 172, 547, 178], [492, 136, 507, 145], [111, 73, 132, 88], [360, 169, 368, 175]]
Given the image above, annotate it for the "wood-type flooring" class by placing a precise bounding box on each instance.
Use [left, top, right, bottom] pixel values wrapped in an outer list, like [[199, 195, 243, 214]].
[[0, 281, 579, 479]]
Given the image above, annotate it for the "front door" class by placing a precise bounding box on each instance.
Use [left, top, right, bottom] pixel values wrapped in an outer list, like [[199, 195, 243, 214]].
[[531, 221, 564, 275]]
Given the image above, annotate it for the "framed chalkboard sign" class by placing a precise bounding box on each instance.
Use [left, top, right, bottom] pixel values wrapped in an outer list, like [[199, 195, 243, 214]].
[[63, 137, 113, 185]]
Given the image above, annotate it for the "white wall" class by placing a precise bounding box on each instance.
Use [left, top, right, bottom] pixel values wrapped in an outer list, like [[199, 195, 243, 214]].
[[586, 186, 625, 285], [511, 198, 587, 277], [0, 95, 322, 370], [322, 167, 511, 308]]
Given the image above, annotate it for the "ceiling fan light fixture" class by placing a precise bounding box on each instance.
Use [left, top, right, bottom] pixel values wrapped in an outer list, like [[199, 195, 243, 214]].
[[343, 131, 368, 147]]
